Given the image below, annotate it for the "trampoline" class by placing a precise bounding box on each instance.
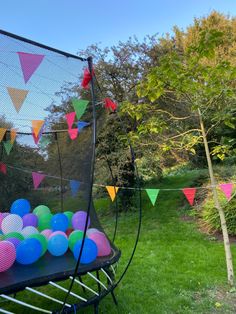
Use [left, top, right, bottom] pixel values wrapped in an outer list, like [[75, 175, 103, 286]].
[[0, 30, 141, 313]]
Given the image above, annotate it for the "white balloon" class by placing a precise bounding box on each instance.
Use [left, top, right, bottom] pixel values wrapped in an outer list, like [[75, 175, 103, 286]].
[[21, 226, 39, 237], [1, 214, 23, 234]]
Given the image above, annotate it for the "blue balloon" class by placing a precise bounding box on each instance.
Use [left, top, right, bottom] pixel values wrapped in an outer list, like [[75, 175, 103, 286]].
[[73, 238, 98, 264], [10, 199, 31, 217], [48, 234, 68, 256], [50, 213, 69, 232], [16, 238, 42, 265]]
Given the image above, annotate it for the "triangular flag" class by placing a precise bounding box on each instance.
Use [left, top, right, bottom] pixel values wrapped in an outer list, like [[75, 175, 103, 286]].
[[182, 188, 196, 206], [10, 128, 17, 144], [7, 87, 29, 113], [104, 98, 118, 111], [17, 52, 44, 83], [72, 99, 89, 120], [32, 131, 40, 144], [0, 162, 6, 175], [146, 189, 160, 206], [70, 180, 80, 197], [68, 128, 78, 140], [32, 120, 44, 137], [66, 112, 76, 129], [3, 141, 13, 155], [32, 172, 45, 190], [81, 68, 92, 89], [106, 186, 119, 202], [0, 128, 7, 142], [77, 121, 90, 132], [220, 183, 233, 200]]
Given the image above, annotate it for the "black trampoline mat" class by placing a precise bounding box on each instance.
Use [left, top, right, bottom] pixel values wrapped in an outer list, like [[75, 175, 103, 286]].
[[0, 246, 121, 295]]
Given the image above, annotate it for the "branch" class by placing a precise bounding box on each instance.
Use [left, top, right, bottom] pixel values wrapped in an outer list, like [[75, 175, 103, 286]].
[[149, 109, 191, 120], [165, 128, 201, 140]]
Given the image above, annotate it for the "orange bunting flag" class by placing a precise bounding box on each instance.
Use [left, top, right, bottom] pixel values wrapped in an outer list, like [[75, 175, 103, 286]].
[[7, 87, 29, 113], [0, 128, 7, 142], [32, 120, 44, 137], [10, 128, 17, 144], [182, 188, 196, 206], [106, 186, 119, 202]]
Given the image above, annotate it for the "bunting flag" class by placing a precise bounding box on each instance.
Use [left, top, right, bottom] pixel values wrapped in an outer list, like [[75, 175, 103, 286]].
[[10, 128, 17, 144], [32, 131, 40, 144], [32, 172, 45, 190], [66, 112, 76, 129], [17, 52, 44, 83], [7, 87, 29, 113], [104, 98, 118, 111], [0, 128, 7, 142], [106, 186, 119, 202], [32, 120, 44, 137], [0, 162, 6, 175], [70, 180, 80, 197], [72, 99, 89, 120], [146, 189, 160, 206], [182, 188, 196, 206], [3, 141, 13, 155], [77, 121, 89, 132], [81, 68, 92, 89], [220, 183, 233, 200], [68, 128, 78, 140]]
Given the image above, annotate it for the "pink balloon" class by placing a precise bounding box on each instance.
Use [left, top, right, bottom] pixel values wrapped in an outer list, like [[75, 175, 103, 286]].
[[0, 241, 16, 272], [88, 232, 111, 257], [49, 231, 67, 239], [41, 229, 52, 239], [86, 228, 101, 237]]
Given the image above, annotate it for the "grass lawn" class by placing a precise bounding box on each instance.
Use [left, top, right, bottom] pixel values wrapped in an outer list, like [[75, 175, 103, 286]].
[[2, 170, 236, 313]]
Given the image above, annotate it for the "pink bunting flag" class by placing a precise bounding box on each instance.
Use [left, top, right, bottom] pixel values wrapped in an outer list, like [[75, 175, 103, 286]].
[[68, 128, 78, 140], [32, 172, 45, 190], [0, 162, 6, 175], [66, 112, 76, 129], [17, 52, 44, 83], [182, 188, 196, 206], [220, 183, 233, 200]]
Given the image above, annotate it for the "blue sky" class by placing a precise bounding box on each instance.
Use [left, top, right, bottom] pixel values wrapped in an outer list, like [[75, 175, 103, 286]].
[[0, 0, 236, 55]]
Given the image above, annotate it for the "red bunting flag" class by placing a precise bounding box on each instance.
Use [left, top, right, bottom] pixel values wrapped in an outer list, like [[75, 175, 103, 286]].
[[220, 183, 233, 200], [32, 172, 45, 189], [104, 98, 117, 111], [68, 128, 78, 140], [66, 112, 76, 129], [0, 162, 6, 175], [182, 188, 196, 206], [81, 68, 92, 89], [17, 52, 44, 83]]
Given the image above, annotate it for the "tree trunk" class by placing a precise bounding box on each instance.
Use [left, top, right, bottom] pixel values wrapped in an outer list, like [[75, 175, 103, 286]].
[[198, 109, 234, 285]]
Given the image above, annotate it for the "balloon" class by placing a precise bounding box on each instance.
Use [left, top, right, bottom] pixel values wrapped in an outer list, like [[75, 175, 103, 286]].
[[2, 212, 10, 219], [64, 211, 73, 228], [73, 238, 97, 264], [6, 237, 21, 249], [23, 213, 38, 228], [88, 232, 112, 257], [16, 238, 42, 265], [0, 212, 4, 228], [21, 226, 39, 237], [4, 232, 24, 241], [0, 241, 16, 272], [10, 199, 31, 217], [49, 231, 67, 239], [48, 234, 68, 257], [72, 211, 90, 231], [69, 230, 84, 251], [33, 205, 51, 217], [38, 213, 53, 231], [86, 228, 101, 237], [50, 213, 68, 232], [1, 214, 23, 234], [27, 234, 47, 256], [41, 229, 52, 239]]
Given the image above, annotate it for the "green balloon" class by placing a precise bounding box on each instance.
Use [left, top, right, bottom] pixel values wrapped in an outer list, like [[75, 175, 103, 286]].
[[33, 205, 51, 217], [27, 234, 48, 256], [38, 213, 53, 231], [69, 230, 84, 251], [4, 232, 24, 240], [0, 234, 4, 241], [64, 211, 73, 228]]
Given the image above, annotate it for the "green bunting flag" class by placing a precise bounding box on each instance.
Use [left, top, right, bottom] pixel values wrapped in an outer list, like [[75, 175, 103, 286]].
[[3, 141, 13, 155], [72, 99, 89, 120], [146, 189, 160, 206]]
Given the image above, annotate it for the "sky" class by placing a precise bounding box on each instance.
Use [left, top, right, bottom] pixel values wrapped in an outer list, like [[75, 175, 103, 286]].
[[0, 0, 236, 56]]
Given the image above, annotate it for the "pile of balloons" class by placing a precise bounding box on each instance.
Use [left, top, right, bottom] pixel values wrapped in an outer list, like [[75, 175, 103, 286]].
[[0, 199, 111, 273]]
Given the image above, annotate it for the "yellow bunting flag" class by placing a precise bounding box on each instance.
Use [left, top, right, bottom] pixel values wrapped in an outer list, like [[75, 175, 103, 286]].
[[7, 87, 29, 113], [10, 128, 17, 144], [0, 128, 7, 142], [32, 120, 44, 137], [106, 186, 119, 202]]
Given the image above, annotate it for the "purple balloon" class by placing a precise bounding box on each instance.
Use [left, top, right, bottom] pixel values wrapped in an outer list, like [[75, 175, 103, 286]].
[[23, 213, 38, 227], [72, 211, 90, 231], [6, 238, 21, 249]]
